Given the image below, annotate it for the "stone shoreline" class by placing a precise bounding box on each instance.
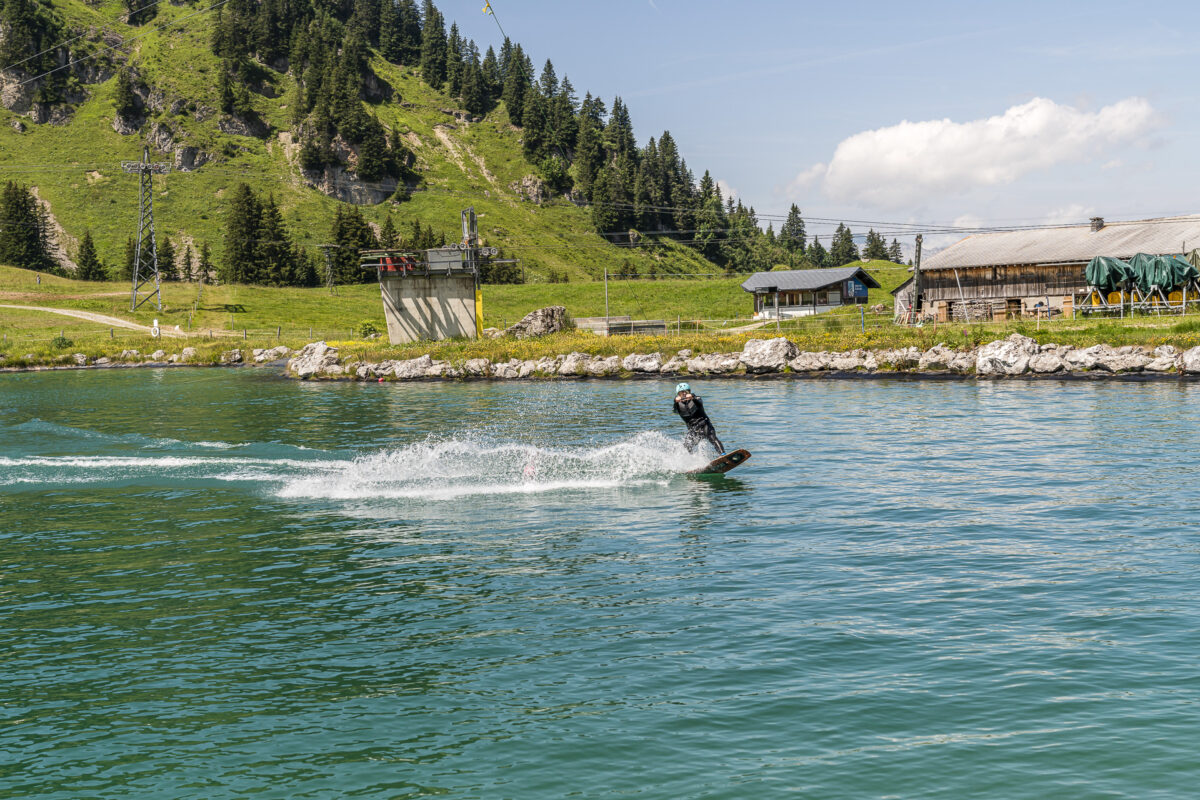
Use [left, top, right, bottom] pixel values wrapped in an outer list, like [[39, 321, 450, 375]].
[[0, 345, 293, 373], [285, 336, 1200, 382]]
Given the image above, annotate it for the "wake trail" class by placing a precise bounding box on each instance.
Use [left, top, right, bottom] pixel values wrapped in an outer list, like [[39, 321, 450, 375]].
[[0, 428, 710, 498]]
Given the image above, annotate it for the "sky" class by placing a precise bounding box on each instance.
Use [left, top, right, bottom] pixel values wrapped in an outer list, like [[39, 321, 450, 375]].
[[447, 0, 1200, 250]]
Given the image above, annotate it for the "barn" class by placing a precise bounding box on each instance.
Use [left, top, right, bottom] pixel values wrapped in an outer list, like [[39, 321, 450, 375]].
[[913, 215, 1200, 321]]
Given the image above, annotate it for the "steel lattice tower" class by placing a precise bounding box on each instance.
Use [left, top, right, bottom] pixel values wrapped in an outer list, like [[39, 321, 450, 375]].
[[122, 147, 172, 311]]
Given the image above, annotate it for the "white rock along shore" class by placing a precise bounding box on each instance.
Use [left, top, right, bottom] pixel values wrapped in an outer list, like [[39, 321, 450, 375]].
[[285, 335, 1200, 381]]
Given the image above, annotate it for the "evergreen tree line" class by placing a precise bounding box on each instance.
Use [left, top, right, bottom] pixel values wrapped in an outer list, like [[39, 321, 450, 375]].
[[0, 182, 55, 273], [773, 205, 905, 268]]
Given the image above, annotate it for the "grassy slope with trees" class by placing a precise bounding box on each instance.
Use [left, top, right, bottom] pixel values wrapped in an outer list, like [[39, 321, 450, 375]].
[[0, 0, 725, 284]]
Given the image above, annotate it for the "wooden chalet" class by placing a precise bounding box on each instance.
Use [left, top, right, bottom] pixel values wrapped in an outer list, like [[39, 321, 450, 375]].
[[741, 265, 881, 319]]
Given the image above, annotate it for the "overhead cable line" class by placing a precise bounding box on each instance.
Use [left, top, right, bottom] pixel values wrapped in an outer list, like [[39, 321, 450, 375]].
[[14, 0, 233, 88], [0, 0, 172, 75]]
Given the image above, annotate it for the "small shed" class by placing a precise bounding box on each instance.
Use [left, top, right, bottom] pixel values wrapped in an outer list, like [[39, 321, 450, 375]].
[[741, 266, 881, 318]]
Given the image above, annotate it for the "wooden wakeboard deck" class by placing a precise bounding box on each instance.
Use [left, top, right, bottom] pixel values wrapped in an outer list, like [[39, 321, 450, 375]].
[[688, 448, 751, 476]]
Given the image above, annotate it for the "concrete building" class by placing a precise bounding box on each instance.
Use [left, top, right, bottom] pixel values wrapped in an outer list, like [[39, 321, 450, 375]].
[[741, 265, 880, 319], [376, 247, 481, 344], [917, 215, 1200, 320]]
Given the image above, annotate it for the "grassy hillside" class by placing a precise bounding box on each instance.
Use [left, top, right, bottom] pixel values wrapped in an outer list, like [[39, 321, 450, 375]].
[[0, 1, 717, 283]]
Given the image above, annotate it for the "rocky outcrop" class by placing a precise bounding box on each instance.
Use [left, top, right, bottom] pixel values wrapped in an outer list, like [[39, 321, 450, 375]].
[[558, 352, 590, 376], [510, 174, 550, 203], [253, 345, 291, 363], [976, 334, 1039, 376], [740, 338, 799, 373], [288, 342, 340, 379], [174, 145, 211, 172], [220, 349, 243, 364], [1181, 347, 1200, 374], [586, 356, 622, 376], [623, 353, 663, 373], [502, 306, 569, 339]]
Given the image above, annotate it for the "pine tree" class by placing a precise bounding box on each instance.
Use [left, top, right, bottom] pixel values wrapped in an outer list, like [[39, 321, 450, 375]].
[[538, 59, 558, 97], [379, 0, 402, 62], [501, 44, 529, 125], [157, 235, 177, 281], [806, 236, 828, 268], [197, 241, 213, 284], [521, 89, 547, 160], [574, 93, 606, 197], [75, 230, 106, 281], [221, 183, 262, 284], [419, 0, 446, 90], [0, 182, 52, 272], [379, 213, 399, 248], [590, 167, 618, 233], [779, 203, 806, 253], [114, 69, 137, 119], [461, 58, 486, 115], [330, 205, 379, 283], [481, 45, 500, 98], [445, 22, 463, 97], [829, 223, 859, 266], [356, 120, 389, 181], [120, 235, 136, 281], [863, 228, 889, 261], [394, 0, 420, 64], [181, 243, 195, 281], [888, 239, 904, 263], [257, 194, 294, 285]]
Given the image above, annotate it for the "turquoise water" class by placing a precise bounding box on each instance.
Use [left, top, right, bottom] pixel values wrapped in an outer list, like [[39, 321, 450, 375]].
[[3, 369, 1200, 799]]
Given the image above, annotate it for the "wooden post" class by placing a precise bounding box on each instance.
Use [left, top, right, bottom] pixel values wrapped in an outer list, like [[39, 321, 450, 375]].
[[774, 291, 780, 332], [912, 235, 923, 324], [604, 267, 609, 336]]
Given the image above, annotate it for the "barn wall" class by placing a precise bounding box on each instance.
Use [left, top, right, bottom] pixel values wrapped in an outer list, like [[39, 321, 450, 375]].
[[922, 263, 1088, 303]]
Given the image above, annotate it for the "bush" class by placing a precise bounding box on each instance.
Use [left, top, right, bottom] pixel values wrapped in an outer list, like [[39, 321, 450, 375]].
[[358, 320, 382, 338], [50, 335, 73, 349]]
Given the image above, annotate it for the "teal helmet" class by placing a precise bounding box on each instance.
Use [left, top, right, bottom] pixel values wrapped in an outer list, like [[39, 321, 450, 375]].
[[675, 382, 691, 394]]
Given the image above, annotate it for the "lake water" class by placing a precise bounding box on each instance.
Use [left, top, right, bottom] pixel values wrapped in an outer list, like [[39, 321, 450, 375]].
[[3, 369, 1200, 799]]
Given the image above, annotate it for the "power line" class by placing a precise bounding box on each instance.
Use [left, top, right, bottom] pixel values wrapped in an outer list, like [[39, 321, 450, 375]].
[[14, 0, 233, 88], [0, 0, 172, 75]]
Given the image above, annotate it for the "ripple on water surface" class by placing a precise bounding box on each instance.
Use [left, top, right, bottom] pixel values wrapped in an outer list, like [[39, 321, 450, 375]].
[[2, 370, 1200, 799]]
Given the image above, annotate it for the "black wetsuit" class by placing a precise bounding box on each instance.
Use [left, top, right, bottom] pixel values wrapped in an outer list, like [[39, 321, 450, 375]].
[[673, 394, 725, 455]]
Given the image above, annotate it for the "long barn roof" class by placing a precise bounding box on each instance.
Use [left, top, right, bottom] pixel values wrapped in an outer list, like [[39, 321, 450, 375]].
[[741, 265, 881, 293], [922, 215, 1200, 271]]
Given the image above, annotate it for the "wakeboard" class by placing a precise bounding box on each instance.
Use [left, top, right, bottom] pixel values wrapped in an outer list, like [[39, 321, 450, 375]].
[[688, 448, 751, 476]]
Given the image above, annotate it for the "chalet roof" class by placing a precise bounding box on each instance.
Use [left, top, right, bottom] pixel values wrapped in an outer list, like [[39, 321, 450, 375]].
[[741, 265, 882, 293], [922, 215, 1200, 271]]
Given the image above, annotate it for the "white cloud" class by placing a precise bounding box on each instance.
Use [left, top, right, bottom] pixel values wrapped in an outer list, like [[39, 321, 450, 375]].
[[790, 97, 1160, 209], [716, 179, 739, 202], [784, 163, 826, 199], [1043, 204, 1095, 226]]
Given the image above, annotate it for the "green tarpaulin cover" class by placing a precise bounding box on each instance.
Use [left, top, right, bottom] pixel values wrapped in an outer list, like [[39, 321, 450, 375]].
[[1127, 253, 1170, 293], [1168, 255, 1199, 288], [1085, 256, 1133, 292], [1087, 254, 1199, 293]]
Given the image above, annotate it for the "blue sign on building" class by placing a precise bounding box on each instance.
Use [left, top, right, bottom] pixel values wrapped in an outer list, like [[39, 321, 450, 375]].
[[846, 278, 868, 299]]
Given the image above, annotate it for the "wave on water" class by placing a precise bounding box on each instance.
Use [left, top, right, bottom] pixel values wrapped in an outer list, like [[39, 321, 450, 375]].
[[1, 424, 709, 498], [276, 432, 708, 501]]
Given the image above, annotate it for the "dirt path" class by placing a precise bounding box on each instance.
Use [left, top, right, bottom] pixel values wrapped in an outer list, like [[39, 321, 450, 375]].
[[0, 304, 188, 338]]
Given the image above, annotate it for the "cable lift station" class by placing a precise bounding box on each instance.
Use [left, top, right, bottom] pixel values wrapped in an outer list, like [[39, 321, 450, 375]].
[[359, 208, 515, 344]]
